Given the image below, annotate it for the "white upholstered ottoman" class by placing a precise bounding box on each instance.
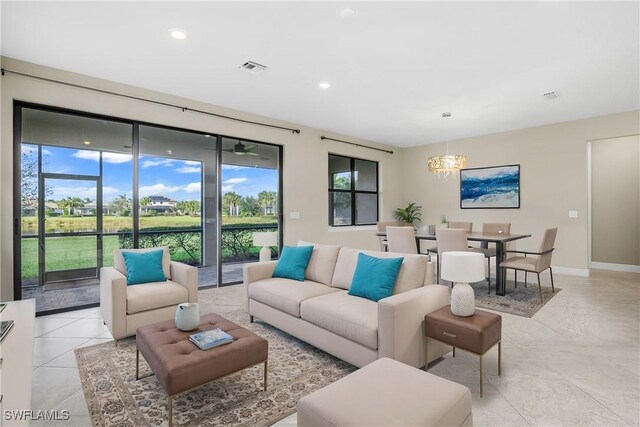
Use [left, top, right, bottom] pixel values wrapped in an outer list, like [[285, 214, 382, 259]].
[[297, 358, 472, 427]]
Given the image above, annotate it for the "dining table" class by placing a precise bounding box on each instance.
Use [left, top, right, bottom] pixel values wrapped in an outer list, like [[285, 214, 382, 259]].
[[376, 231, 531, 296]]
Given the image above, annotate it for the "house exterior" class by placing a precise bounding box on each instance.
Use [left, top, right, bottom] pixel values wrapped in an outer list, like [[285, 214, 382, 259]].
[[147, 195, 177, 214]]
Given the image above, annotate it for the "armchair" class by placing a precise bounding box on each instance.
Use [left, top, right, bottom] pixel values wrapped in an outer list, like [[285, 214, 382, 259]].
[[100, 247, 198, 340]]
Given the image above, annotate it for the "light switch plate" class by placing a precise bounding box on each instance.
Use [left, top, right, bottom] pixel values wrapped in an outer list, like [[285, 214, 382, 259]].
[[568, 210, 578, 218], [290, 211, 301, 220]]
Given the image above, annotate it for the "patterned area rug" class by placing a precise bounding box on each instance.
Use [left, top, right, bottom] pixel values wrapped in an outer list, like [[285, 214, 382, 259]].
[[75, 310, 356, 426], [469, 279, 561, 318]]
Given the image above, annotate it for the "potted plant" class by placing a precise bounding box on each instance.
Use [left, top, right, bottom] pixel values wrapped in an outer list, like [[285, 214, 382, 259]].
[[393, 203, 422, 228]]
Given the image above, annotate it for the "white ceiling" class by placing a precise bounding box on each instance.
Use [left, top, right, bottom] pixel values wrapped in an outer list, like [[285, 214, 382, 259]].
[[2, 1, 639, 147]]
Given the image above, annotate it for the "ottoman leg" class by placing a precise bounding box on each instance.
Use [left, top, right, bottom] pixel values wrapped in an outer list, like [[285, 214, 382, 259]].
[[263, 360, 268, 391], [168, 396, 173, 427], [498, 341, 502, 376], [250, 315, 254, 323], [424, 337, 428, 371], [135, 349, 139, 380]]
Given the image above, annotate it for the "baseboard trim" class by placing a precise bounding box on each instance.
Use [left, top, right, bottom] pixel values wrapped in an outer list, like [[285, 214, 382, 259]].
[[551, 266, 590, 277], [590, 262, 640, 273]]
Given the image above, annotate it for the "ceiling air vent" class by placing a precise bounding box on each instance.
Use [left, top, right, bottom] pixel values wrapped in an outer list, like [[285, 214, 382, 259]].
[[543, 91, 559, 100], [239, 61, 267, 75]]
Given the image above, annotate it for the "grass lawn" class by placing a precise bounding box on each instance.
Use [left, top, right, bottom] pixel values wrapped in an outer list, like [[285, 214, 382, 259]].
[[22, 214, 277, 234]]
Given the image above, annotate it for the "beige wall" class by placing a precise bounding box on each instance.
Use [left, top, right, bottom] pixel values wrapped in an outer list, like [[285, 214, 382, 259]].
[[0, 57, 404, 300], [591, 135, 640, 266], [400, 111, 640, 272]]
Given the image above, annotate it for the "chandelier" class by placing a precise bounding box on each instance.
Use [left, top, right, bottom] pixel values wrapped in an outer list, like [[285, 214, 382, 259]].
[[427, 112, 467, 177]]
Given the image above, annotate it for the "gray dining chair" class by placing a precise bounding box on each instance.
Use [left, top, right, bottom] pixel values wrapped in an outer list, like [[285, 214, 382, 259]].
[[386, 226, 418, 254], [476, 223, 512, 294], [499, 228, 557, 303], [428, 222, 473, 281], [435, 228, 479, 286], [376, 221, 397, 252]]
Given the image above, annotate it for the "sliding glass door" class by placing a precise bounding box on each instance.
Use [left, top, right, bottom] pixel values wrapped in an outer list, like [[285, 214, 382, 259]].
[[15, 103, 282, 314]]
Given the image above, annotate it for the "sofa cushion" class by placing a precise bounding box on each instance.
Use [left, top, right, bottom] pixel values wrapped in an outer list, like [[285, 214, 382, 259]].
[[348, 253, 404, 302], [248, 278, 339, 317], [331, 248, 427, 294], [126, 280, 188, 314], [300, 291, 378, 349], [115, 246, 171, 280], [272, 245, 314, 281], [298, 240, 340, 286]]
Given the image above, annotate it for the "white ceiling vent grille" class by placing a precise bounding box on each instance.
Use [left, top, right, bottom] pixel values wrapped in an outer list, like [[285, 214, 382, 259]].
[[543, 91, 559, 100], [239, 61, 267, 75]]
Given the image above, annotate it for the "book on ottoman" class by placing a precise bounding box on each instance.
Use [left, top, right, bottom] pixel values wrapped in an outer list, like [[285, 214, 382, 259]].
[[190, 328, 233, 350]]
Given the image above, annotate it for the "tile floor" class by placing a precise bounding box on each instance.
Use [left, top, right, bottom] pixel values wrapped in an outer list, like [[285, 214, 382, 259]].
[[29, 269, 639, 426]]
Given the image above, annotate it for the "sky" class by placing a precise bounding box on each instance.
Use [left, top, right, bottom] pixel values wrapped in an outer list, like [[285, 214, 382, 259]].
[[23, 144, 278, 202]]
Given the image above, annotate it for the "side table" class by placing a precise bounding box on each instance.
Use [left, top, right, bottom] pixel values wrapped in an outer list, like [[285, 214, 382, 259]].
[[425, 305, 502, 397]]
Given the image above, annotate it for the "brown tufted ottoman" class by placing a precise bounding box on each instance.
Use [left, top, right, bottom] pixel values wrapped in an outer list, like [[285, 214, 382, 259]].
[[135, 313, 268, 427]]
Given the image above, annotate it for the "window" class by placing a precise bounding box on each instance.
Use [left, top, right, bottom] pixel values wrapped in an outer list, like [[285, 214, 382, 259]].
[[328, 154, 379, 226]]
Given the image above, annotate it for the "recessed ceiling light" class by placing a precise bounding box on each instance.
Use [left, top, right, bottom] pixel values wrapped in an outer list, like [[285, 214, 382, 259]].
[[170, 29, 187, 40], [319, 81, 331, 89], [83, 140, 91, 145], [338, 8, 357, 19], [166, 150, 173, 155], [204, 134, 211, 138]]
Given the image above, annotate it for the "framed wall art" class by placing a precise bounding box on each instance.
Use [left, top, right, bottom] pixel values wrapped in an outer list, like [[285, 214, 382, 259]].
[[460, 164, 520, 209]]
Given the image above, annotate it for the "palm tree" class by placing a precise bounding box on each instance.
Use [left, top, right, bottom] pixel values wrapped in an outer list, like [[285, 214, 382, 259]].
[[223, 192, 242, 216], [140, 196, 152, 214], [258, 191, 278, 215]]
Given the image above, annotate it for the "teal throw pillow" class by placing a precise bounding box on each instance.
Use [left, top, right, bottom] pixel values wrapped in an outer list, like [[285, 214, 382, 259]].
[[121, 249, 167, 286], [348, 253, 404, 302], [272, 245, 314, 281]]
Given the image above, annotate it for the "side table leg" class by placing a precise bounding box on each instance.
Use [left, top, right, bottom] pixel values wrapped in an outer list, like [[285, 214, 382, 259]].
[[424, 337, 429, 371], [453, 347, 456, 358], [498, 341, 502, 376], [479, 354, 484, 398], [135, 349, 139, 380], [168, 395, 173, 427]]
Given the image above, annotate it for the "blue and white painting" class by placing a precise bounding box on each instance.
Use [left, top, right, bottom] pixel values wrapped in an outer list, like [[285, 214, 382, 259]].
[[460, 165, 520, 209]]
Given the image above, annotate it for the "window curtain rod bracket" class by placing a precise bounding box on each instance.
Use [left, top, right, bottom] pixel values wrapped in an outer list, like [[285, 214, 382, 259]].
[[0, 68, 301, 134], [320, 136, 393, 155]]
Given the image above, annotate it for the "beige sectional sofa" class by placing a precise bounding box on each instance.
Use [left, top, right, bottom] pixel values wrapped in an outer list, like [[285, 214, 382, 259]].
[[244, 242, 450, 368]]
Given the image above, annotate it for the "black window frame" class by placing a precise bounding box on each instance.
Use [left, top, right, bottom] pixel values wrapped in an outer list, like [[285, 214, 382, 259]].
[[328, 154, 379, 227]]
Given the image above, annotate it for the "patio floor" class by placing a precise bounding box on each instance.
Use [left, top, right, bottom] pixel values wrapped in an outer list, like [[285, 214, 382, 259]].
[[21, 262, 246, 314]]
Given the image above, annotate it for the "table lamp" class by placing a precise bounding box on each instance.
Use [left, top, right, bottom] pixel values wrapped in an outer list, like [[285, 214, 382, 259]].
[[441, 251, 485, 317], [252, 232, 278, 262]]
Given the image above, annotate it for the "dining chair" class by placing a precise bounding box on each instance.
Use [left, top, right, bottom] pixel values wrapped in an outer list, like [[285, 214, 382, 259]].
[[435, 228, 477, 286], [499, 228, 557, 303], [386, 226, 418, 254], [476, 223, 512, 294], [376, 221, 397, 252], [428, 222, 473, 280]]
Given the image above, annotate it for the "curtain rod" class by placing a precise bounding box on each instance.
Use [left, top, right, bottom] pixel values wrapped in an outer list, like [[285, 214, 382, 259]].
[[320, 136, 394, 154], [0, 68, 301, 134]]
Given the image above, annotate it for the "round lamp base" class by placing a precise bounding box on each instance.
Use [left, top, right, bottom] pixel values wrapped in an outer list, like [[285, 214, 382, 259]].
[[451, 282, 476, 317]]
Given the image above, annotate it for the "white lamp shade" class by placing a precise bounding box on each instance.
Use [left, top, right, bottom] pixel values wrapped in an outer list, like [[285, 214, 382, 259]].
[[252, 232, 278, 247], [441, 251, 485, 283]]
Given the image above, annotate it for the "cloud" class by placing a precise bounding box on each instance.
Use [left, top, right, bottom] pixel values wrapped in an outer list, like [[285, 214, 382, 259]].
[[183, 160, 201, 166], [139, 183, 182, 197], [176, 166, 201, 174], [221, 185, 234, 192], [222, 165, 247, 171], [73, 150, 132, 164], [184, 182, 201, 193], [49, 185, 97, 200], [141, 158, 174, 168], [223, 177, 248, 185]]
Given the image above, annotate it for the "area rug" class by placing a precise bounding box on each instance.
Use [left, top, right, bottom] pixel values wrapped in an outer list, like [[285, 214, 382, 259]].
[[75, 310, 355, 427], [469, 279, 561, 318]]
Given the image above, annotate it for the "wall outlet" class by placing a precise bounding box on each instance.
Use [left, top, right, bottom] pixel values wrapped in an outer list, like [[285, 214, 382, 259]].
[[568, 210, 578, 218], [290, 211, 301, 220]]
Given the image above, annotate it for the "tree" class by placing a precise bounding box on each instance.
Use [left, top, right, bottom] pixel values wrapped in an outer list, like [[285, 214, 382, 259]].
[[240, 196, 260, 216], [257, 191, 278, 215], [222, 192, 242, 216], [21, 145, 52, 215], [57, 197, 85, 215], [140, 197, 152, 214], [110, 194, 132, 217]]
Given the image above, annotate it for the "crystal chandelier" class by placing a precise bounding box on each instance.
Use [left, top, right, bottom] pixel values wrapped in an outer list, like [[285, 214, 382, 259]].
[[427, 112, 467, 177]]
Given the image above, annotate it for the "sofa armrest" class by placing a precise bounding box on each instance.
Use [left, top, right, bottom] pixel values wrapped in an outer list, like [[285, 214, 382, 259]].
[[170, 261, 198, 303], [423, 261, 435, 285], [100, 267, 128, 340], [378, 284, 450, 368], [243, 261, 277, 312]]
